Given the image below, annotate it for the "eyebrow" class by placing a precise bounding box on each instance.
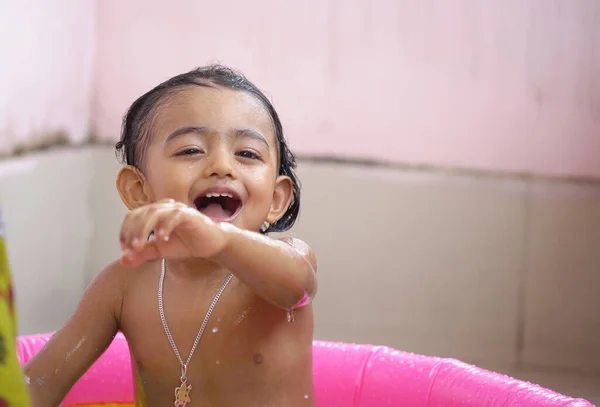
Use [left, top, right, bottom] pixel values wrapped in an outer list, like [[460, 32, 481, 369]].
[[165, 126, 269, 148], [235, 128, 269, 148], [165, 126, 209, 143]]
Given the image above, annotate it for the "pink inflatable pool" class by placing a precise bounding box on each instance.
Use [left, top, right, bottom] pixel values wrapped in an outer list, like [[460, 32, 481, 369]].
[[17, 332, 594, 407]]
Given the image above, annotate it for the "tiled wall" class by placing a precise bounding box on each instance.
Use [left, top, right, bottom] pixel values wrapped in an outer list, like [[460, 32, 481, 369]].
[[2, 147, 599, 378], [0, 150, 94, 333], [523, 182, 600, 372], [295, 163, 600, 374]]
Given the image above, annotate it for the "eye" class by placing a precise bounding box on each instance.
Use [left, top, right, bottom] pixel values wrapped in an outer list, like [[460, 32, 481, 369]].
[[237, 150, 262, 161], [176, 148, 203, 156]]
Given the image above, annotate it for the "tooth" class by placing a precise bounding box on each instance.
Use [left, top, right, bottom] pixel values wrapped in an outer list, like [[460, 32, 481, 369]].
[[204, 192, 234, 198]]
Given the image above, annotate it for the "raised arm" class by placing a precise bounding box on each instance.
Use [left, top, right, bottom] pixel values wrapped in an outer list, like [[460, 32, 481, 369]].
[[209, 223, 317, 310], [118, 200, 317, 312], [23, 261, 125, 407]]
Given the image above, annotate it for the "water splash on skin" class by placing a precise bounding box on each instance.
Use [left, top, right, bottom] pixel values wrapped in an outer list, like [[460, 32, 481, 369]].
[[234, 307, 252, 325], [212, 327, 219, 333], [290, 238, 311, 258], [287, 309, 295, 322], [65, 337, 86, 361]]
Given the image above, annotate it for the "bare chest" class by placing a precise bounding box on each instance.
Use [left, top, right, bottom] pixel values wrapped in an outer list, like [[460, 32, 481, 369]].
[[117, 267, 315, 406], [119, 270, 288, 377]]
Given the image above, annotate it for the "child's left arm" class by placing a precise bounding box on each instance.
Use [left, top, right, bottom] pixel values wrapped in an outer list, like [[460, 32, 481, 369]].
[[210, 223, 317, 310]]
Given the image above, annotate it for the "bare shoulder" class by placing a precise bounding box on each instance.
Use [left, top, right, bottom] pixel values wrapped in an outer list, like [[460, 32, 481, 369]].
[[89, 260, 127, 296], [98, 257, 147, 277], [276, 236, 317, 272], [92, 258, 147, 289], [84, 259, 153, 321]]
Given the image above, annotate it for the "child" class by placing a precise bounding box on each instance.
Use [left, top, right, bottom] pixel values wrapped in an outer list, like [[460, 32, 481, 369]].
[[24, 65, 318, 407], [0, 204, 31, 407]]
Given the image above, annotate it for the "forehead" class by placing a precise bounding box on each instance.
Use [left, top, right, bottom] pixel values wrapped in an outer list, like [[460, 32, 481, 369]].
[[151, 85, 276, 145]]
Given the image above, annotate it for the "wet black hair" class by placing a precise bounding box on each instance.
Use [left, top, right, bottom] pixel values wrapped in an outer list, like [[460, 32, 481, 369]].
[[115, 64, 300, 234]]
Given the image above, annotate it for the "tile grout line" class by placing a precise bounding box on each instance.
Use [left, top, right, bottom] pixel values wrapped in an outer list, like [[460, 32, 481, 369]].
[[2, 145, 600, 186], [515, 180, 533, 370], [296, 155, 600, 186]]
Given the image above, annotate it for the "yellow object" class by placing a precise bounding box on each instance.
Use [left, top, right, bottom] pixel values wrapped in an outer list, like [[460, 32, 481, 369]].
[[0, 206, 31, 406]]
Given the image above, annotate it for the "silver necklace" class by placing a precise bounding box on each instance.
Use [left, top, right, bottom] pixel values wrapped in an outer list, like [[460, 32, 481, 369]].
[[158, 258, 233, 407]]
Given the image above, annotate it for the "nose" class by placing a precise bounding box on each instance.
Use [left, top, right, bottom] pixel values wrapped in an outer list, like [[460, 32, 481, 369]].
[[203, 148, 235, 179]]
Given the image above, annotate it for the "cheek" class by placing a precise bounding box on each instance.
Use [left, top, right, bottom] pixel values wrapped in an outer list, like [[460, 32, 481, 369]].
[[246, 166, 276, 189], [248, 167, 271, 184], [244, 168, 277, 202], [146, 165, 196, 199]]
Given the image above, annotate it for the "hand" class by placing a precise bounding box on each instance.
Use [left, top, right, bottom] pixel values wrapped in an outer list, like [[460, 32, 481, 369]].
[[119, 199, 227, 267]]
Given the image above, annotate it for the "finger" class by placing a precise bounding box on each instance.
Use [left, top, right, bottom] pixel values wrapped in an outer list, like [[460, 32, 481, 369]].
[[120, 250, 141, 267], [121, 243, 160, 267], [131, 207, 165, 251], [131, 203, 186, 250], [139, 243, 161, 262], [120, 249, 137, 267], [121, 201, 189, 251], [121, 208, 149, 250], [122, 205, 159, 251], [156, 198, 176, 205], [154, 206, 188, 242], [134, 203, 188, 249], [120, 210, 141, 249]]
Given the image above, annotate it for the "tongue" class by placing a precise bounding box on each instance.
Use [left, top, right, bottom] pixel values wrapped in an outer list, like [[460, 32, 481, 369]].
[[200, 203, 230, 220]]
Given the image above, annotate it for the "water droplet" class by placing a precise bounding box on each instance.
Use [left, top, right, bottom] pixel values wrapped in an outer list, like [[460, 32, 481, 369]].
[[234, 308, 252, 325], [304, 394, 309, 399], [212, 327, 219, 333], [287, 309, 295, 322], [216, 360, 220, 365]]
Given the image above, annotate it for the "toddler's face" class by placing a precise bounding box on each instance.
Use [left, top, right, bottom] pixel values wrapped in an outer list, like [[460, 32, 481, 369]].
[[140, 86, 290, 232]]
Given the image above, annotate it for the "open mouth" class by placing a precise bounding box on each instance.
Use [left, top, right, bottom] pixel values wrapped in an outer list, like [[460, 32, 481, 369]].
[[194, 190, 242, 222]]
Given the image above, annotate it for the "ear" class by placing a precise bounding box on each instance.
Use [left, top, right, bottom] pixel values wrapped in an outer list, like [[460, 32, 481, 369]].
[[116, 165, 152, 210], [266, 175, 294, 226]]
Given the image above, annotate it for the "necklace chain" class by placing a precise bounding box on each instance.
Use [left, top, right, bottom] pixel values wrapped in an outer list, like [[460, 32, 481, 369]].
[[158, 258, 233, 380]]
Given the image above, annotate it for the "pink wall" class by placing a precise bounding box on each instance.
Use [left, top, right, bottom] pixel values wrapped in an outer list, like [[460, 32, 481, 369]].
[[1, 1, 598, 178], [92, 0, 600, 179], [0, 0, 95, 153]]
